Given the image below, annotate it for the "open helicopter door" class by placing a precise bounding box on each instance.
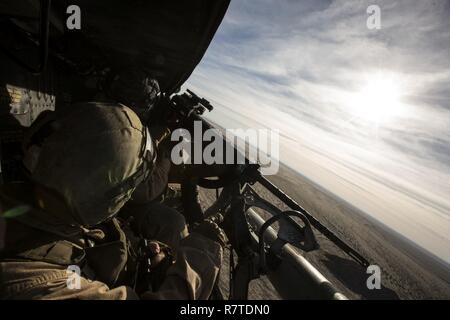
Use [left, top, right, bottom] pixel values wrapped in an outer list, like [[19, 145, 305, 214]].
[[0, 0, 230, 183]]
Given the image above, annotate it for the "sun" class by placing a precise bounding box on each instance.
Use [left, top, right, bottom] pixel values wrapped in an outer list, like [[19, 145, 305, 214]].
[[349, 73, 404, 124]]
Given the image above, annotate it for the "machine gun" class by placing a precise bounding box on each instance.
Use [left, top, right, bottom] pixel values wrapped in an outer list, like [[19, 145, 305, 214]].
[[0, 0, 370, 299], [152, 89, 371, 300]]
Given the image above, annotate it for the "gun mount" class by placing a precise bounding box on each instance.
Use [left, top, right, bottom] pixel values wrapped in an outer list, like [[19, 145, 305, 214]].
[[159, 89, 371, 300]]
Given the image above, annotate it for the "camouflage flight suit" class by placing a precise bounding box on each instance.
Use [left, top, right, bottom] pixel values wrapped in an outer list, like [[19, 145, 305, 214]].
[[0, 102, 223, 300], [0, 183, 222, 300]]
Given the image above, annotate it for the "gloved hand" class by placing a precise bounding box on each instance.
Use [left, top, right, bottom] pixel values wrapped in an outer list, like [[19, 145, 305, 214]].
[[145, 240, 173, 268], [134, 239, 174, 293], [149, 125, 171, 148], [192, 219, 227, 247]]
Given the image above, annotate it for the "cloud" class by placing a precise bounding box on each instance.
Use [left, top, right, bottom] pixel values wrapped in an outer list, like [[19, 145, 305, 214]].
[[185, 0, 450, 262]]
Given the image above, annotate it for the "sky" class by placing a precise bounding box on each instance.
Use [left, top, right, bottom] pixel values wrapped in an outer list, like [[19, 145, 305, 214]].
[[184, 0, 450, 264]]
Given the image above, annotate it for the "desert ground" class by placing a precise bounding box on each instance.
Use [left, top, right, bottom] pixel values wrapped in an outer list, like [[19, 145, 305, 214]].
[[198, 163, 450, 300]]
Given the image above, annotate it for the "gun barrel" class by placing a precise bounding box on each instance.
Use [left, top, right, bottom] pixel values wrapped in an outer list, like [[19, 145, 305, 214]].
[[246, 208, 347, 300], [256, 174, 370, 269]]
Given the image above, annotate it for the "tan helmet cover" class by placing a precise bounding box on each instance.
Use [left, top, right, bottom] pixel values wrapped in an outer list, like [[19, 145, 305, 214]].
[[31, 102, 151, 227]]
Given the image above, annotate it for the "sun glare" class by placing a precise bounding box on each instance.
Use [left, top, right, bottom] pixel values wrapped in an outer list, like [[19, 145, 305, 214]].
[[349, 73, 404, 124]]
